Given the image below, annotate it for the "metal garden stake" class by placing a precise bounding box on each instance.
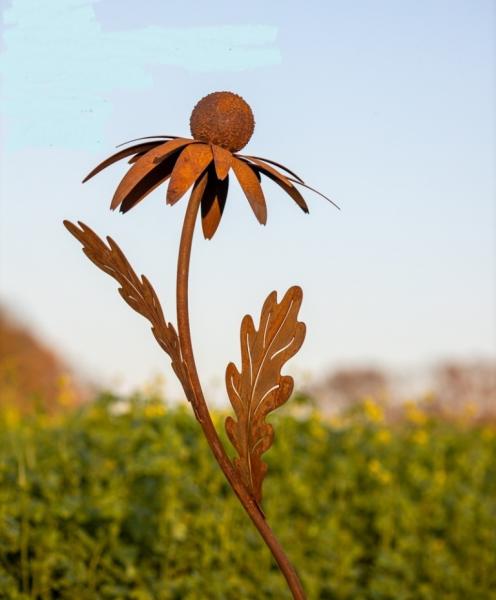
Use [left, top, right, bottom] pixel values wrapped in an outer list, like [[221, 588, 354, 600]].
[[64, 91, 336, 599]]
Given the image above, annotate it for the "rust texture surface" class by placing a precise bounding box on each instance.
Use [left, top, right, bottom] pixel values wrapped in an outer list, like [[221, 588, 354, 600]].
[[82, 91, 337, 238], [225, 286, 306, 505], [66, 91, 337, 600]]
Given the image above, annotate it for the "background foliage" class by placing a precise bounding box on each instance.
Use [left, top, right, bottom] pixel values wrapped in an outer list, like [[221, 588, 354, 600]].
[[1, 393, 495, 599]]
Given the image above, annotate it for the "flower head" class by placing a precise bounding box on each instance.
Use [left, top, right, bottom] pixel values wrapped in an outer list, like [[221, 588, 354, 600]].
[[83, 91, 337, 239], [190, 91, 254, 152]]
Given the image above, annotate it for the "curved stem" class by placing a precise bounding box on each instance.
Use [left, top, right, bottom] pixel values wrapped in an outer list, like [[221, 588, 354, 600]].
[[176, 184, 306, 600]]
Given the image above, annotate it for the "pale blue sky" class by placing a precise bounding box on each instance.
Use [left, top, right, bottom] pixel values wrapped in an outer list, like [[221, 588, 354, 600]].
[[1, 0, 494, 400]]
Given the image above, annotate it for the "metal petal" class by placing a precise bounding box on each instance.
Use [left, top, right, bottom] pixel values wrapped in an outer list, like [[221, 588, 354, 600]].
[[231, 157, 267, 225], [238, 154, 304, 183], [211, 144, 232, 180], [119, 154, 179, 213], [128, 153, 145, 164], [116, 134, 179, 148], [111, 138, 194, 210], [166, 144, 213, 206], [201, 170, 229, 239], [285, 177, 340, 210], [82, 142, 162, 183], [242, 158, 309, 214]]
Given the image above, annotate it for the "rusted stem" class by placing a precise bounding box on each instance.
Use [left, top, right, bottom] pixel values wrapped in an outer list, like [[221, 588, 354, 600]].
[[176, 184, 307, 600]]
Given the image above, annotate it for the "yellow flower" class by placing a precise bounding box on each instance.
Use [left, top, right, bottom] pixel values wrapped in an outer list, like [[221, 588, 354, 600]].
[[405, 401, 427, 426], [368, 459, 392, 485], [172, 521, 188, 541], [375, 429, 391, 445], [103, 459, 117, 471], [482, 427, 495, 441], [144, 403, 166, 418], [434, 470, 446, 487], [309, 416, 327, 440], [463, 402, 477, 420], [326, 414, 343, 429], [423, 391, 435, 405], [363, 397, 384, 423], [2, 406, 20, 429], [56, 373, 77, 408], [412, 429, 428, 446]]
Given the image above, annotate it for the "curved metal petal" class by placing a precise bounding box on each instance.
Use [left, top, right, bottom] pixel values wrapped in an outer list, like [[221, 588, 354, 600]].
[[166, 144, 213, 206], [116, 134, 179, 148], [201, 170, 229, 239], [83, 142, 163, 183], [238, 154, 304, 183], [232, 158, 267, 225], [285, 177, 340, 210], [119, 154, 179, 213], [211, 144, 232, 180], [128, 152, 147, 164], [111, 138, 194, 210], [240, 157, 309, 213]]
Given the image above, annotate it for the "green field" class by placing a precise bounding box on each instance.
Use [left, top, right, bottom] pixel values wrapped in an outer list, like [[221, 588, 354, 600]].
[[1, 394, 495, 599]]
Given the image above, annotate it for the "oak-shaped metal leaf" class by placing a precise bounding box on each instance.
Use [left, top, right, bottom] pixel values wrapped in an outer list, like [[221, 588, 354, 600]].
[[225, 286, 306, 504]]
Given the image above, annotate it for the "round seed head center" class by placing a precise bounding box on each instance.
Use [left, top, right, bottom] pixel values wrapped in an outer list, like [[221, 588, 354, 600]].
[[190, 91, 255, 152]]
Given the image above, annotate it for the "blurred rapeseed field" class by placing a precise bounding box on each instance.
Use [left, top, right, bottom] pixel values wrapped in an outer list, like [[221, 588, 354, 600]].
[[0, 394, 495, 599]]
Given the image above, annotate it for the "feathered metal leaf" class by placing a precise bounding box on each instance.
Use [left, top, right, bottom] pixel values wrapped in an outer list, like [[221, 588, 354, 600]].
[[166, 144, 213, 206], [63, 220, 192, 400], [225, 286, 305, 504], [111, 138, 194, 210], [231, 157, 267, 225]]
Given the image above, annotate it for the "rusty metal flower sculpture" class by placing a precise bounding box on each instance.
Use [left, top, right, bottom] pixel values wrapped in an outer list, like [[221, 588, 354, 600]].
[[65, 91, 336, 600], [82, 91, 336, 238]]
